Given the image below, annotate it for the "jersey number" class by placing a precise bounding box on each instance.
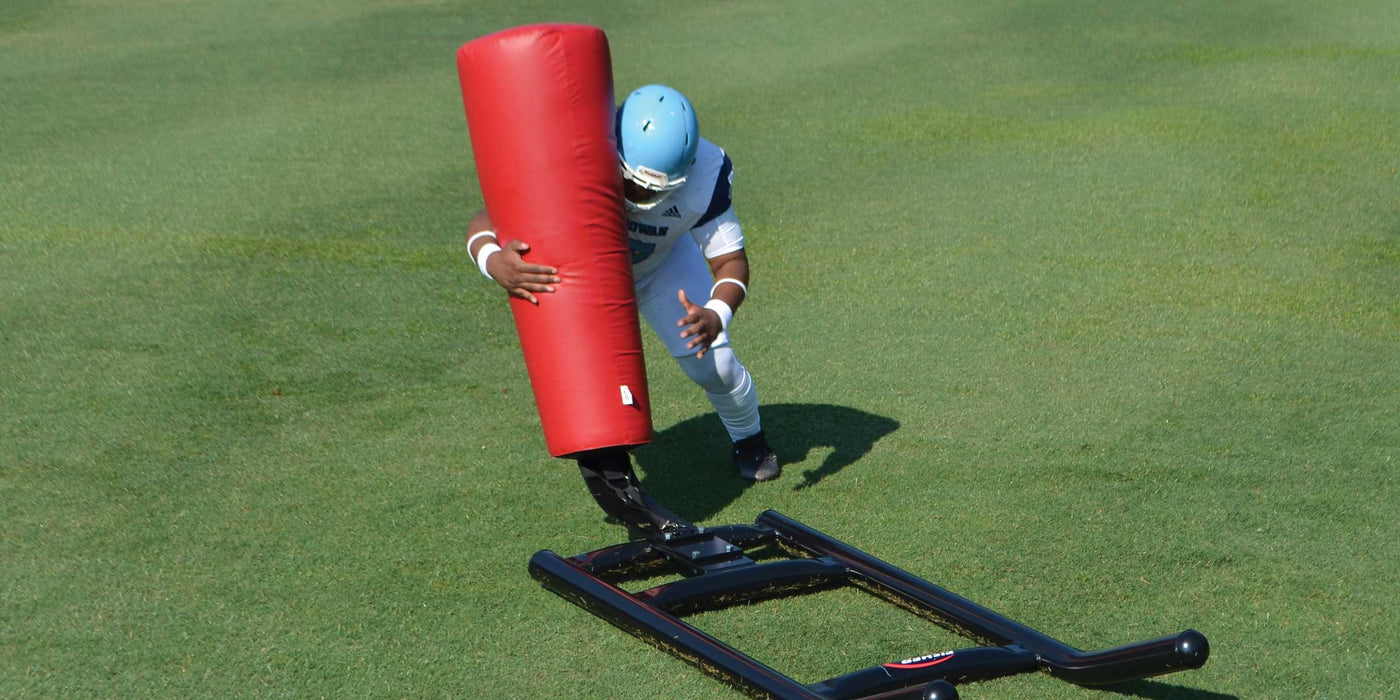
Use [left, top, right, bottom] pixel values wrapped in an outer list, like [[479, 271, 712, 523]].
[[629, 238, 656, 264]]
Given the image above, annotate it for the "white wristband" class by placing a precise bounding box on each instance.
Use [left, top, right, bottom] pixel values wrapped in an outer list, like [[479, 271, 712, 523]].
[[704, 298, 734, 331], [466, 230, 497, 250], [475, 243, 501, 280], [711, 277, 748, 299]]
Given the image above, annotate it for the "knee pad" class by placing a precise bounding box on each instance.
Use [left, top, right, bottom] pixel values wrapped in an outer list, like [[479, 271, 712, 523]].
[[677, 346, 761, 442], [675, 345, 745, 395]]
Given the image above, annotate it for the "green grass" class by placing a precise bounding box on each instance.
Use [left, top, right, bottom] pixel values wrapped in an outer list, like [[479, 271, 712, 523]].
[[2, 1, 1396, 698]]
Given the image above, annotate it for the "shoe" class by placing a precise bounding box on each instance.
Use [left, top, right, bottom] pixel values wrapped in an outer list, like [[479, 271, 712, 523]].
[[733, 432, 780, 482]]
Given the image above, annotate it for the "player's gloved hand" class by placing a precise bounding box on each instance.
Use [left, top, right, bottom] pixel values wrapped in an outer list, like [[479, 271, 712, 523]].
[[487, 240, 560, 305], [677, 289, 722, 359]]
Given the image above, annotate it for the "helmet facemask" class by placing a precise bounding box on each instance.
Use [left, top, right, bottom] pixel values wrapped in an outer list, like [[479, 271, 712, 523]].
[[621, 162, 685, 211]]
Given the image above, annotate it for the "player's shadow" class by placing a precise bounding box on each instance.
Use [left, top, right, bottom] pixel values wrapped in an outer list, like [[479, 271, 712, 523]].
[[632, 403, 899, 525]]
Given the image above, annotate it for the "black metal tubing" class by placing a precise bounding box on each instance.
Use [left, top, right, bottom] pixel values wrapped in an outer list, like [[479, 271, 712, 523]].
[[757, 510, 1209, 686], [530, 510, 1209, 698], [529, 549, 827, 699], [811, 646, 1039, 699], [637, 557, 847, 615]]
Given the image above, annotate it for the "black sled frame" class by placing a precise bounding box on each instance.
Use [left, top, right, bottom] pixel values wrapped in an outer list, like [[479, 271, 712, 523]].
[[530, 510, 1209, 699]]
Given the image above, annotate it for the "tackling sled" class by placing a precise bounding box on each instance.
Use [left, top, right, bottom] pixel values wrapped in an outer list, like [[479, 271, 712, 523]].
[[531, 510, 1209, 699]]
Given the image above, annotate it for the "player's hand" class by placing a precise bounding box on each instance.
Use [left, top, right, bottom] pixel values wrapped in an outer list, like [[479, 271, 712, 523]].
[[677, 289, 722, 358], [487, 240, 559, 305]]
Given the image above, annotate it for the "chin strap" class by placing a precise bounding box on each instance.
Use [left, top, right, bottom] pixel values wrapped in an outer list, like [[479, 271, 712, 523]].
[[576, 449, 695, 539], [623, 192, 671, 212]]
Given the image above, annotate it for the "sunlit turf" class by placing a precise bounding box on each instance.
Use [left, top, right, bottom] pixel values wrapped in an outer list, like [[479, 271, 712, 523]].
[[2, 1, 1396, 698]]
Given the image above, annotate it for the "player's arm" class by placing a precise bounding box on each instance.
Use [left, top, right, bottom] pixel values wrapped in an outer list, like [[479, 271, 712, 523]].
[[465, 209, 560, 305], [678, 150, 748, 357], [677, 248, 749, 356], [678, 187, 751, 355], [704, 250, 748, 313]]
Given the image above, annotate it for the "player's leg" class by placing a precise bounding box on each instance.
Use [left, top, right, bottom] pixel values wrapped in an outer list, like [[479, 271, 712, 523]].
[[636, 240, 779, 481], [676, 345, 778, 481], [675, 346, 756, 434]]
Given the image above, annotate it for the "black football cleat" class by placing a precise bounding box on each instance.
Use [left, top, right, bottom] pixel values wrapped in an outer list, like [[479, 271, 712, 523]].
[[733, 431, 779, 482]]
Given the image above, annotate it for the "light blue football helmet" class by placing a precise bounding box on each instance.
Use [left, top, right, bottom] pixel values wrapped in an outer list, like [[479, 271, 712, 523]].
[[616, 84, 699, 210]]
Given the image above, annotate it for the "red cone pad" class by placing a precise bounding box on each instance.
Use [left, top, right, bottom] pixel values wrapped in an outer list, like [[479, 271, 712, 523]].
[[457, 24, 651, 458]]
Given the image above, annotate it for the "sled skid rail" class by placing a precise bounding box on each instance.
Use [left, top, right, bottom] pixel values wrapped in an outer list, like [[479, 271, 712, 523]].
[[530, 510, 1209, 699]]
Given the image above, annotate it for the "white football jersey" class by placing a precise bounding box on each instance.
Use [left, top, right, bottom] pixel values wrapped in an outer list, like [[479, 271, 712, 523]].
[[627, 138, 744, 282]]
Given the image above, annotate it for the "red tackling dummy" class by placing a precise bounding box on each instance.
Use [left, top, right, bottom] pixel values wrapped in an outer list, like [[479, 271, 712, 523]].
[[457, 24, 651, 458]]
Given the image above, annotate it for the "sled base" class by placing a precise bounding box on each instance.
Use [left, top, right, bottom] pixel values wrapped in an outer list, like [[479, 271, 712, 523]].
[[530, 510, 1208, 699]]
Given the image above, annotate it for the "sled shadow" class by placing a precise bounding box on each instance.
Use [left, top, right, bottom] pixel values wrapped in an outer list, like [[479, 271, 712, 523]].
[[1100, 680, 1237, 700], [632, 402, 899, 525]]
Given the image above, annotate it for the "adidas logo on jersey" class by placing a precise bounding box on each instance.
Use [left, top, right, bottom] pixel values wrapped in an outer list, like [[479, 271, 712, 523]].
[[661, 205, 682, 218]]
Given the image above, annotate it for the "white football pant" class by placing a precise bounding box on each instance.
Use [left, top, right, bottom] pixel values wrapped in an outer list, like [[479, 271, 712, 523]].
[[635, 238, 762, 442]]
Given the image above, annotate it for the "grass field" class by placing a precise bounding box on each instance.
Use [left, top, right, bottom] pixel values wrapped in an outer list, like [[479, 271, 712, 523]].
[[2, 1, 1397, 698]]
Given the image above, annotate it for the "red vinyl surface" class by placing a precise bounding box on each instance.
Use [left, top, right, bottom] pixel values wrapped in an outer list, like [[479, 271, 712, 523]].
[[457, 24, 651, 457]]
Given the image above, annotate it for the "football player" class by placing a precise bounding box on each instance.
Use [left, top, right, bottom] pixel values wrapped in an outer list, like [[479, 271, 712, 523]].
[[466, 85, 777, 532]]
